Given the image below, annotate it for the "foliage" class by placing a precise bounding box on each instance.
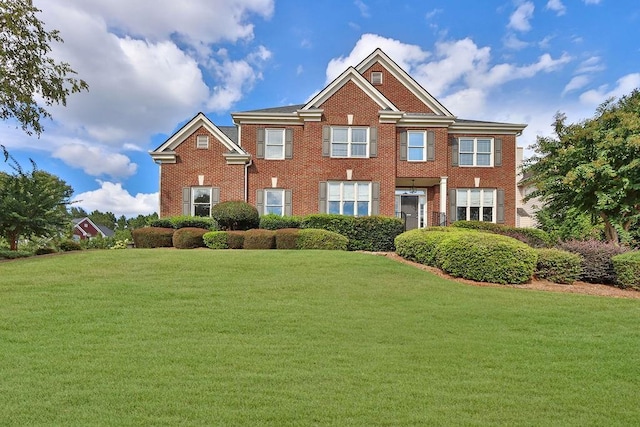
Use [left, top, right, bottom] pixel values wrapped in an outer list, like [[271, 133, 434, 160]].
[[148, 218, 173, 228], [79, 235, 113, 250], [534, 206, 603, 242], [171, 215, 218, 230], [297, 228, 348, 250], [394, 227, 466, 266], [131, 227, 174, 248], [87, 210, 116, 229], [109, 239, 131, 250], [612, 251, 640, 290], [172, 227, 208, 249], [259, 214, 302, 230], [275, 228, 300, 249], [0, 0, 88, 134], [558, 240, 629, 284], [226, 231, 246, 249], [211, 201, 260, 231], [523, 90, 640, 244], [59, 239, 81, 252], [243, 229, 276, 249], [0, 146, 73, 250], [203, 231, 229, 249], [453, 220, 554, 248], [0, 248, 32, 259], [534, 248, 583, 284], [435, 232, 538, 284]]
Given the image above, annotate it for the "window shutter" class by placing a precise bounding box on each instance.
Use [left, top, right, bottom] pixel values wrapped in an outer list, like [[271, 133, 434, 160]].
[[371, 182, 380, 215], [369, 127, 378, 158], [448, 188, 457, 224], [212, 187, 220, 207], [284, 189, 292, 216], [256, 128, 265, 159], [319, 182, 327, 212], [399, 131, 407, 161], [256, 189, 264, 214], [494, 138, 502, 166], [182, 187, 191, 216], [451, 138, 459, 167], [497, 189, 505, 224], [427, 130, 435, 161], [322, 126, 330, 157], [285, 129, 293, 159]]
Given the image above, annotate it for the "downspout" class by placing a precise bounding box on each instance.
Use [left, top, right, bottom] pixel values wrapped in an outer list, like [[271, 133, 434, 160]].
[[244, 159, 252, 203]]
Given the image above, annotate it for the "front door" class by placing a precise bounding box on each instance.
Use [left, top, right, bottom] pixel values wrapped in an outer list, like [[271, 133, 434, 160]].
[[401, 195, 419, 230]]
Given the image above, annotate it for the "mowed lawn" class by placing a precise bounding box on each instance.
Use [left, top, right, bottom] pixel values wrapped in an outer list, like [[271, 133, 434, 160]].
[[1, 250, 639, 426]]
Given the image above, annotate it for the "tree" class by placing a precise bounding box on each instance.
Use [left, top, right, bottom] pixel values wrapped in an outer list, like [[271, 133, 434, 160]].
[[88, 210, 116, 229], [1, 0, 88, 135], [523, 90, 640, 244], [0, 145, 73, 250]]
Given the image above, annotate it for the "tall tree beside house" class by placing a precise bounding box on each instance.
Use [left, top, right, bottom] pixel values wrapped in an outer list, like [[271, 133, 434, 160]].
[[523, 89, 640, 244], [87, 210, 117, 229], [0, 146, 73, 250], [0, 0, 88, 135]]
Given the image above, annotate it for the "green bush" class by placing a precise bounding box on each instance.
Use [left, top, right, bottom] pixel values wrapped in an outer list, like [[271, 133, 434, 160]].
[[203, 231, 229, 249], [34, 247, 57, 255], [149, 216, 218, 230], [243, 229, 276, 249], [297, 228, 348, 250], [275, 228, 300, 249], [260, 214, 302, 230], [59, 240, 82, 252], [131, 227, 174, 248], [172, 227, 208, 249], [211, 201, 260, 231], [452, 221, 554, 248], [395, 227, 466, 266], [148, 218, 173, 228], [534, 248, 583, 284], [300, 214, 402, 251], [435, 232, 538, 284], [0, 249, 32, 259], [612, 251, 640, 290], [227, 231, 246, 249]]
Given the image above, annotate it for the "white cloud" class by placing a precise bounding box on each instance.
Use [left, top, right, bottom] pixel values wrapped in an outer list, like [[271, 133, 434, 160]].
[[425, 8, 443, 19], [576, 56, 605, 74], [579, 73, 640, 106], [52, 144, 137, 179], [508, 2, 535, 32], [562, 75, 591, 96], [354, 0, 370, 18], [504, 33, 530, 50], [72, 181, 158, 217], [546, 0, 566, 16], [583, 0, 601, 4]]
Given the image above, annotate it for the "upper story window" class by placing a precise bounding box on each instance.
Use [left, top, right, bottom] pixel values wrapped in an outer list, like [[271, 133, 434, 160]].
[[408, 131, 426, 161], [371, 71, 383, 85], [331, 127, 369, 158], [328, 181, 371, 216], [459, 137, 493, 166], [265, 129, 285, 159], [196, 135, 209, 149]]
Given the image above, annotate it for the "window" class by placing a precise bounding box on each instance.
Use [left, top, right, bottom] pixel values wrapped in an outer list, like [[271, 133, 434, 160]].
[[459, 138, 493, 166], [371, 71, 383, 85], [456, 189, 495, 222], [328, 182, 371, 216], [408, 131, 426, 161], [196, 135, 209, 149], [192, 187, 212, 216], [331, 127, 369, 158], [265, 129, 284, 159], [264, 189, 284, 215]]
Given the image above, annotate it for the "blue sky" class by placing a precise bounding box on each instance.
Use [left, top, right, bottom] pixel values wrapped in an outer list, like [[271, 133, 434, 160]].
[[1, 0, 638, 217]]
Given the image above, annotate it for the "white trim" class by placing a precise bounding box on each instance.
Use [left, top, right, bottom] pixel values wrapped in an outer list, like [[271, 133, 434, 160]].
[[330, 126, 370, 158], [327, 181, 372, 217], [449, 121, 526, 134], [456, 188, 497, 223], [407, 130, 427, 162], [191, 186, 213, 217], [264, 189, 285, 216], [265, 128, 286, 160], [459, 137, 494, 167]]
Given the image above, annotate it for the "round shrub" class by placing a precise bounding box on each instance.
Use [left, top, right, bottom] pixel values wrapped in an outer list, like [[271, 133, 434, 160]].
[[435, 232, 538, 285], [243, 229, 276, 249], [612, 251, 640, 290], [453, 220, 554, 248], [275, 228, 300, 249], [59, 240, 82, 252], [227, 231, 246, 249], [172, 227, 208, 249], [534, 248, 583, 284], [203, 231, 228, 249], [558, 240, 628, 284], [211, 201, 259, 231], [131, 227, 174, 248], [297, 228, 348, 250], [260, 214, 301, 230], [34, 247, 57, 255], [395, 227, 467, 266]]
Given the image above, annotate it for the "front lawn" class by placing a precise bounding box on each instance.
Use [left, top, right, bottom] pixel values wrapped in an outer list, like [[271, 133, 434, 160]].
[[1, 250, 638, 425]]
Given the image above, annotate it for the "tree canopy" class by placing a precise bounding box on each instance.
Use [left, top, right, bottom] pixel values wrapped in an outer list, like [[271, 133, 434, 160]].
[[523, 89, 640, 244], [0, 0, 88, 135]]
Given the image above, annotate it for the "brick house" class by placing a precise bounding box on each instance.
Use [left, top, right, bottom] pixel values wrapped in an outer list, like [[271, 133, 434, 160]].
[[150, 49, 526, 230]]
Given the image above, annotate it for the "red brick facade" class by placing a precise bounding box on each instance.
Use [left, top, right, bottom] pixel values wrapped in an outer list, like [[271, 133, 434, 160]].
[[151, 49, 525, 227]]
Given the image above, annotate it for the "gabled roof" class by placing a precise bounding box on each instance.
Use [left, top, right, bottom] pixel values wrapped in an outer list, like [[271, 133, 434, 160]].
[[72, 217, 114, 238], [149, 113, 249, 164]]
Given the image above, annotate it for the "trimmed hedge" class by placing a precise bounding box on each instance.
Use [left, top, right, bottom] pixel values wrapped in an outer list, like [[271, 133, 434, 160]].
[[297, 229, 348, 250], [35, 247, 57, 255], [172, 227, 208, 249], [203, 231, 229, 249], [227, 231, 246, 249], [0, 249, 32, 259], [612, 251, 640, 290], [260, 214, 302, 230], [59, 240, 82, 252], [243, 229, 276, 249], [132, 227, 174, 248], [435, 232, 538, 284], [211, 201, 259, 230], [149, 216, 218, 230], [394, 227, 466, 266], [558, 240, 628, 284], [275, 228, 300, 249], [534, 248, 583, 284], [452, 221, 554, 248]]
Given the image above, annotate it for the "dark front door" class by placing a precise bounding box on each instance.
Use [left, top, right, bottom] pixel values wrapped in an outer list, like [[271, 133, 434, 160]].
[[401, 195, 419, 230]]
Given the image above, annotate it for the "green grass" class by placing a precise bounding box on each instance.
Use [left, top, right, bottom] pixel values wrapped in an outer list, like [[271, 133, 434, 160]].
[[1, 249, 639, 426]]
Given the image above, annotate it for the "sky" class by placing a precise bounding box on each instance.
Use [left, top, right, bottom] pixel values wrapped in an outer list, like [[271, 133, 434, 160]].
[[1, 0, 638, 218]]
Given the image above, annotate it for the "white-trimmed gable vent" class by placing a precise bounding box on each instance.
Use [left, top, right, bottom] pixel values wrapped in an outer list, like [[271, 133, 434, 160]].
[[196, 135, 209, 149], [371, 71, 383, 85]]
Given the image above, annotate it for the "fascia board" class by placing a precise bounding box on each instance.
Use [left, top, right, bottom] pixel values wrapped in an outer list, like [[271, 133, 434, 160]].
[[449, 122, 527, 134]]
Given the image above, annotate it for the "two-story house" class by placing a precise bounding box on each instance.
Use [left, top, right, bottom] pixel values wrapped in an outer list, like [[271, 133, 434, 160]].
[[150, 48, 526, 230]]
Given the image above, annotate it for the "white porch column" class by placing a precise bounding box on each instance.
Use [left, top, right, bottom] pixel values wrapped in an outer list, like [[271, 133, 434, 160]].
[[439, 176, 448, 215]]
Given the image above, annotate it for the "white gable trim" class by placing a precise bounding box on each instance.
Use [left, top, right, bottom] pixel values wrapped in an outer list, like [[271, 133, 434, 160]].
[[73, 217, 106, 238], [355, 48, 454, 117]]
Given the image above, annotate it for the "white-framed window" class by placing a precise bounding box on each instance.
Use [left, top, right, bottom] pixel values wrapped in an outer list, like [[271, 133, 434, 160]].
[[264, 189, 284, 215], [371, 71, 383, 85], [196, 135, 209, 149], [328, 181, 371, 216], [459, 138, 493, 166], [265, 129, 285, 159], [331, 127, 369, 158], [456, 189, 495, 222], [408, 131, 427, 161], [192, 187, 212, 216]]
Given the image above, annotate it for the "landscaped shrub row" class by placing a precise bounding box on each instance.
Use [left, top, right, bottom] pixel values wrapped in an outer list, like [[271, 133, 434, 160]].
[[132, 227, 174, 248], [148, 215, 218, 230], [558, 240, 629, 284], [394, 227, 467, 266], [612, 251, 640, 290], [452, 220, 554, 248], [203, 228, 348, 251], [259, 214, 302, 230], [534, 248, 583, 284], [172, 227, 209, 249]]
